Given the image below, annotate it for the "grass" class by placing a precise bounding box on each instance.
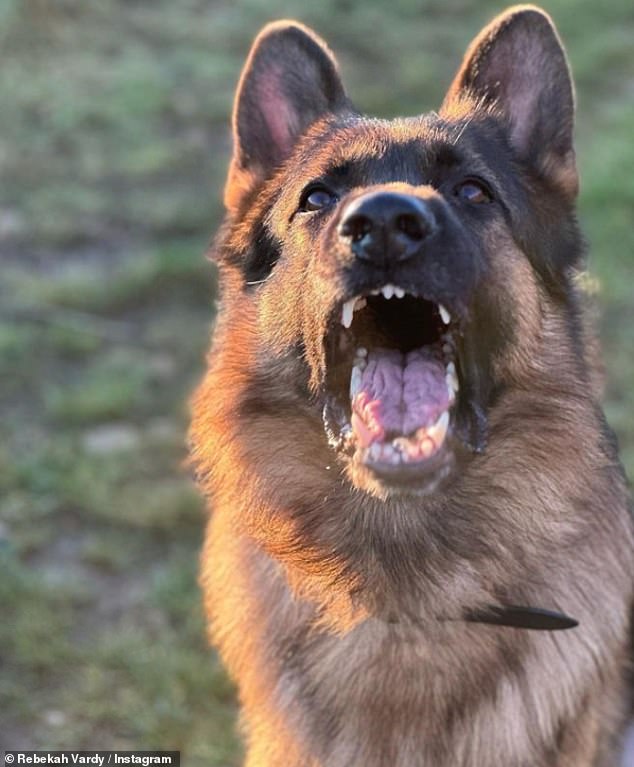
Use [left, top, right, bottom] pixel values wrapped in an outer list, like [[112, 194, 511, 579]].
[[0, 0, 633, 761]]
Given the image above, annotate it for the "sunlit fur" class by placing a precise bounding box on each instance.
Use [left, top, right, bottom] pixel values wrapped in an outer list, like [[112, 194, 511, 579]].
[[190, 7, 634, 766]]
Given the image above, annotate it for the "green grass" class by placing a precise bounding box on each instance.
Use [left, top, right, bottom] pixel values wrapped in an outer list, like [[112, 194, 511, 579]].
[[1, 0, 633, 761]]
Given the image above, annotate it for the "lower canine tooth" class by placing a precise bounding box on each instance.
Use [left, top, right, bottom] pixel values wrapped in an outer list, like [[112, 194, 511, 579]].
[[446, 371, 458, 393], [427, 411, 450, 444], [341, 299, 355, 328]]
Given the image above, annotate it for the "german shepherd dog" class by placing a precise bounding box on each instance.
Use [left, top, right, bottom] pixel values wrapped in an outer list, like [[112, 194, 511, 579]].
[[190, 6, 634, 765]]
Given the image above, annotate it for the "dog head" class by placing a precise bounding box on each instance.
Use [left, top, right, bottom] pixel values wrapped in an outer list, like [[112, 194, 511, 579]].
[[206, 6, 586, 501]]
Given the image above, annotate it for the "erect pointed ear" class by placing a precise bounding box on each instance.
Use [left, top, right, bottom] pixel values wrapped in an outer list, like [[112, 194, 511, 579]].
[[441, 6, 578, 198], [224, 21, 349, 212]]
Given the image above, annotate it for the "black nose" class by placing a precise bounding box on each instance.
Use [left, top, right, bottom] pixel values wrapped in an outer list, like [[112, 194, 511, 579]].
[[338, 191, 436, 266]]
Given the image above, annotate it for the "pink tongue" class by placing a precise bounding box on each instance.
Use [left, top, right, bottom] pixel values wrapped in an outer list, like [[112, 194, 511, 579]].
[[351, 348, 448, 446]]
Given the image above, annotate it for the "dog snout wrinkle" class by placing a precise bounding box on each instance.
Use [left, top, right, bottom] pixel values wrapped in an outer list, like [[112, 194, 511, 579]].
[[338, 191, 436, 267]]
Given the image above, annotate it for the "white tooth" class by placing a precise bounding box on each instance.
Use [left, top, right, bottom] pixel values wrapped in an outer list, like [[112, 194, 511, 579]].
[[354, 297, 367, 312], [341, 299, 355, 328], [442, 343, 453, 356], [419, 436, 436, 459], [393, 286, 405, 299], [381, 284, 395, 299], [439, 304, 451, 324], [350, 364, 363, 399], [426, 411, 450, 447], [356, 347, 368, 357], [370, 288, 381, 295], [379, 444, 397, 464], [445, 362, 459, 393], [382, 444, 400, 465], [392, 437, 408, 454]]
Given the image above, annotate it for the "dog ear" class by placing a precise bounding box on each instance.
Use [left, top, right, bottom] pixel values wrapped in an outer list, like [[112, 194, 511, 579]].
[[442, 6, 577, 198], [225, 21, 348, 212]]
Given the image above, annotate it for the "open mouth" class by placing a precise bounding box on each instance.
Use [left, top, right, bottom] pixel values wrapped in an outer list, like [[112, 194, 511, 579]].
[[323, 283, 460, 483]]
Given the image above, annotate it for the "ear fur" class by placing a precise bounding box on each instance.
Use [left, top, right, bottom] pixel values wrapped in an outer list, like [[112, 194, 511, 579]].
[[442, 6, 578, 198], [225, 21, 349, 212]]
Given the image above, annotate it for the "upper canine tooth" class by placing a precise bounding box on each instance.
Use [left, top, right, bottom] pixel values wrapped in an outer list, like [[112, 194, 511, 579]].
[[439, 304, 451, 324], [341, 299, 355, 328], [354, 297, 367, 311], [393, 286, 405, 299], [381, 284, 395, 299]]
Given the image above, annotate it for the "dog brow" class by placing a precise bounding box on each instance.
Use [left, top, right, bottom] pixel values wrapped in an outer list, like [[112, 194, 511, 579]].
[[329, 162, 352, 178], [430, 143, 463, 167], [450, 117, 475, 145]]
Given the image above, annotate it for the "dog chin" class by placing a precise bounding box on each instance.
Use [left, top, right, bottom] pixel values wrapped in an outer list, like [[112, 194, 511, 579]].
[[345, 438, 459, 497]]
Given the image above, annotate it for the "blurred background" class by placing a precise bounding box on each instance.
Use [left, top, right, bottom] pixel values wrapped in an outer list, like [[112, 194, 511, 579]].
[[1, 0, 632, 762]]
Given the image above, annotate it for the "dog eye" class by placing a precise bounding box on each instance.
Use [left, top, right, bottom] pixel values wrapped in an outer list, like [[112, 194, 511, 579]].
[[454, 179, 493, 204], [299, 185, 337, 213]]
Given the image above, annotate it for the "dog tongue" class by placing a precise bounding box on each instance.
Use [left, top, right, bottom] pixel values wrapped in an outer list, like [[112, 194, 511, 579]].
[[351, 348, 448, 446]]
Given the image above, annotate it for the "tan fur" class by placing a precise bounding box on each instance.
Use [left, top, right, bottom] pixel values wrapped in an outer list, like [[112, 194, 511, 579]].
[[190, 7, 634, 765]]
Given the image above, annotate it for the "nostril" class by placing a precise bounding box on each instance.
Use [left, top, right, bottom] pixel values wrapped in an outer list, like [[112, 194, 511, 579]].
[[339, 192, 436, 265], [395, 213, 428, 242], [339, 213, 373, 243]]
